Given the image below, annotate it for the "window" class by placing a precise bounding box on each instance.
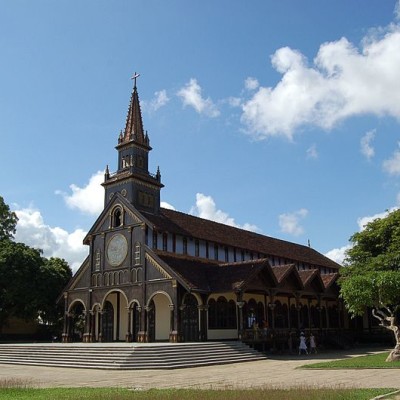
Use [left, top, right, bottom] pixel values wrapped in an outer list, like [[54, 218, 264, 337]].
[[95, 249, 101, 271], [172, 234, 176, 253], [224, 246, 229, 262], [205, 242, 209, 258], [241, 250, 245, 261], [195, 240, 199, 257], [162, 233, 168, 251], [134, 242, 141, 265], [183, 237, 188, 255], [152, 231, 158, 249], [214, 244, 218, 260], [233, 248, 237, 262], [208, 297, 237, 329], [112, 207, 123, 227]]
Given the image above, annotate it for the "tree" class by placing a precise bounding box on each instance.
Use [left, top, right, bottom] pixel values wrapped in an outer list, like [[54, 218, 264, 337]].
[[0, 196, 18, 241], [340, 209, 400, 361], [0, 241, 72, 335], [0, 196, 72, 336], [36, 257, 72, 326], [0, 240, 44, 330]]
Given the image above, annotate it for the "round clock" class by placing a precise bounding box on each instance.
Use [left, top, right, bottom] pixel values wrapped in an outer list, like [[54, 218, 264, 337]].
[[107, 234, 128, 266]]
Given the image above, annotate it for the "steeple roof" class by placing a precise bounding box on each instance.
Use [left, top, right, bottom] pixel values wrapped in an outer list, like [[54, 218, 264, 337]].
[[120, 75, 148, 146]]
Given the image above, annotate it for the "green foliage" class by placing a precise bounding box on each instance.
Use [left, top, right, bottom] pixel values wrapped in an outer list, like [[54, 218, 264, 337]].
[[0, 244, 72, 330], [0, 241, 44, 327], [340, 271, 400, 316], [340, 209, 400, 316], [36, 257, 72, 325], [0, 196, 18, 241], [343, 209, 400, 272]]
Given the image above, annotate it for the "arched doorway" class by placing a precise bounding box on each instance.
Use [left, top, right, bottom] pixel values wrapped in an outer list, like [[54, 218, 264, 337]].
[[69, 301, 85, 342], [130, 302, 140, 341], [101, 290, 129, 342], [102, 301, 114, 341], [148, 292, 172, 341], [181, 294, 199, 342]]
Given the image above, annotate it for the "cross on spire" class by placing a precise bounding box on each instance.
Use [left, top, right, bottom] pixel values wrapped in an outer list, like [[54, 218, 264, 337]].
[[131, 72, 140, 88]]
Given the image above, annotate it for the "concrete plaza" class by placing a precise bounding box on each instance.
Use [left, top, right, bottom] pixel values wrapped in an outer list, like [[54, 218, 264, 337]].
[[0, 347, 399, 391]]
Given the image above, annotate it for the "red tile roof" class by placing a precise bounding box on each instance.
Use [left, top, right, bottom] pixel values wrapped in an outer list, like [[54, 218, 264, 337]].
[[144, 208, 341, 270]]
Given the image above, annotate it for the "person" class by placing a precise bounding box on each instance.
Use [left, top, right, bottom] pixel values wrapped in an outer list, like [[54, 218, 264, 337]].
[[309, 333, 317, 354], [298, 332, 308, 355]]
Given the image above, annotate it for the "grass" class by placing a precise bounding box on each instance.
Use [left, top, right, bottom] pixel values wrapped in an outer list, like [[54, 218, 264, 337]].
[[0, 387, 396, 400], [302, 351, 400, 369]]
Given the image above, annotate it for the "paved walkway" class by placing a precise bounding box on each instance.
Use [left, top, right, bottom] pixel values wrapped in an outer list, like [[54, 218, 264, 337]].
[[0, 347, 399, 390]]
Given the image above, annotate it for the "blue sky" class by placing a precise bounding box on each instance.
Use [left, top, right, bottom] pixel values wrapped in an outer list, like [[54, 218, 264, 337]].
[[1, 0, 400, 272]]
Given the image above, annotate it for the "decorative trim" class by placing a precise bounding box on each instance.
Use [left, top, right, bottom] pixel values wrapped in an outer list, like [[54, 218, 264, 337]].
[[126, 208, 143, 224], [145, 253, 172, 279]]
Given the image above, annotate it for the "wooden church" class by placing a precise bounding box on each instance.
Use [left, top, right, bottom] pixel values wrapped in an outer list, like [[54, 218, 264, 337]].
[[61, 77, 344, 344]]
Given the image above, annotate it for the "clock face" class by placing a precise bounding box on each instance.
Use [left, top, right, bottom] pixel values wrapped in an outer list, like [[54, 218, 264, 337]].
[[107, 234, 128, 266]]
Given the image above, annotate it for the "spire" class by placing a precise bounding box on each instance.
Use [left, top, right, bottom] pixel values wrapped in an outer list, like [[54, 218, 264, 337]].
[[122, 73, 145, 145]]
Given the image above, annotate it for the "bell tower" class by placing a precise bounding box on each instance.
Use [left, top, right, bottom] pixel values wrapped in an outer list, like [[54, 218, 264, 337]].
[[102, 74, 163, 214]]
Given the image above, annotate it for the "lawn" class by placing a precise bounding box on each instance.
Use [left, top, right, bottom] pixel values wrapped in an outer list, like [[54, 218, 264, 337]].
[[302, 351, 400, 369], [0, 387, 396, 400]]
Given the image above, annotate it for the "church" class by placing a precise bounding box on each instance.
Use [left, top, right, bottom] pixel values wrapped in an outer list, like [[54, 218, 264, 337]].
[[61, 77, 345, 345]]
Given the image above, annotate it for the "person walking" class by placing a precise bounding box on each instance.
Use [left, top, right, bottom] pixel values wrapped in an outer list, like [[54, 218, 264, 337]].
[[309, 333, 317, 354], [298, 332, 308, 355]]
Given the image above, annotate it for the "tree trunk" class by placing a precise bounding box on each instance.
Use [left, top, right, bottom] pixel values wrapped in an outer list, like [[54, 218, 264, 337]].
[[371, 308, 400, 362], [385, 326, 400, 362]]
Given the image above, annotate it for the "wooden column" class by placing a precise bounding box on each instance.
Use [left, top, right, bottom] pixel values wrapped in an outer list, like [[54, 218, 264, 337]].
[[126, 307, 132, 342]]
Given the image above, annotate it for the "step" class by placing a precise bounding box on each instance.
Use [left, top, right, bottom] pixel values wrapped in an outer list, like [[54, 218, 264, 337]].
[[0, 341, 267, 370]]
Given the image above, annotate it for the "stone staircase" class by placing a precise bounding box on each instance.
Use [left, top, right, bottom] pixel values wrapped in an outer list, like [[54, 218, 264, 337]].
[[0, 341, 267, 370]]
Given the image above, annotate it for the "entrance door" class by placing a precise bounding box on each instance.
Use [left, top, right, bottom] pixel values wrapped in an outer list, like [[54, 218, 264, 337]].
[[132, 304, 140, 341], [102, 301, 114, 342], [182, 294, 199, 342], [148, 300, 155, 342]]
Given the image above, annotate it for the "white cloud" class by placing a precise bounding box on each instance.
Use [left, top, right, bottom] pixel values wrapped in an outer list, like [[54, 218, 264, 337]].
[[360, 129, 375, 160], [326, 204, 400, 265], [149, 90, 170, 111], [57, 170, 104, 215], [278, 208, 308, 236], [241, 25, 400, 140], [190, 193, 260, 232], [325, 245, 351, 265], [161, 201, 176, 210], [383, 143, 400, 175], [306, 144, 318, 159], [227, 97, 241, 107], [14, 207, 88, 273], [177, 79, 220, 117], [245, 77, 259, 90]]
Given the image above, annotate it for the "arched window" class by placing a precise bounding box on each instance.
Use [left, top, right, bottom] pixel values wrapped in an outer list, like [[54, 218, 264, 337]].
[[290, 304, 298, 329], [301, 304, 309, 329], [310, 305, 320, 329], [95, 249, 101, 271], [208, 299, 217, 329], [134, 242, 141, 266], [208, 297, 237, 329], [245, 299, 257, 328], [112, 207, 123, 227]]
